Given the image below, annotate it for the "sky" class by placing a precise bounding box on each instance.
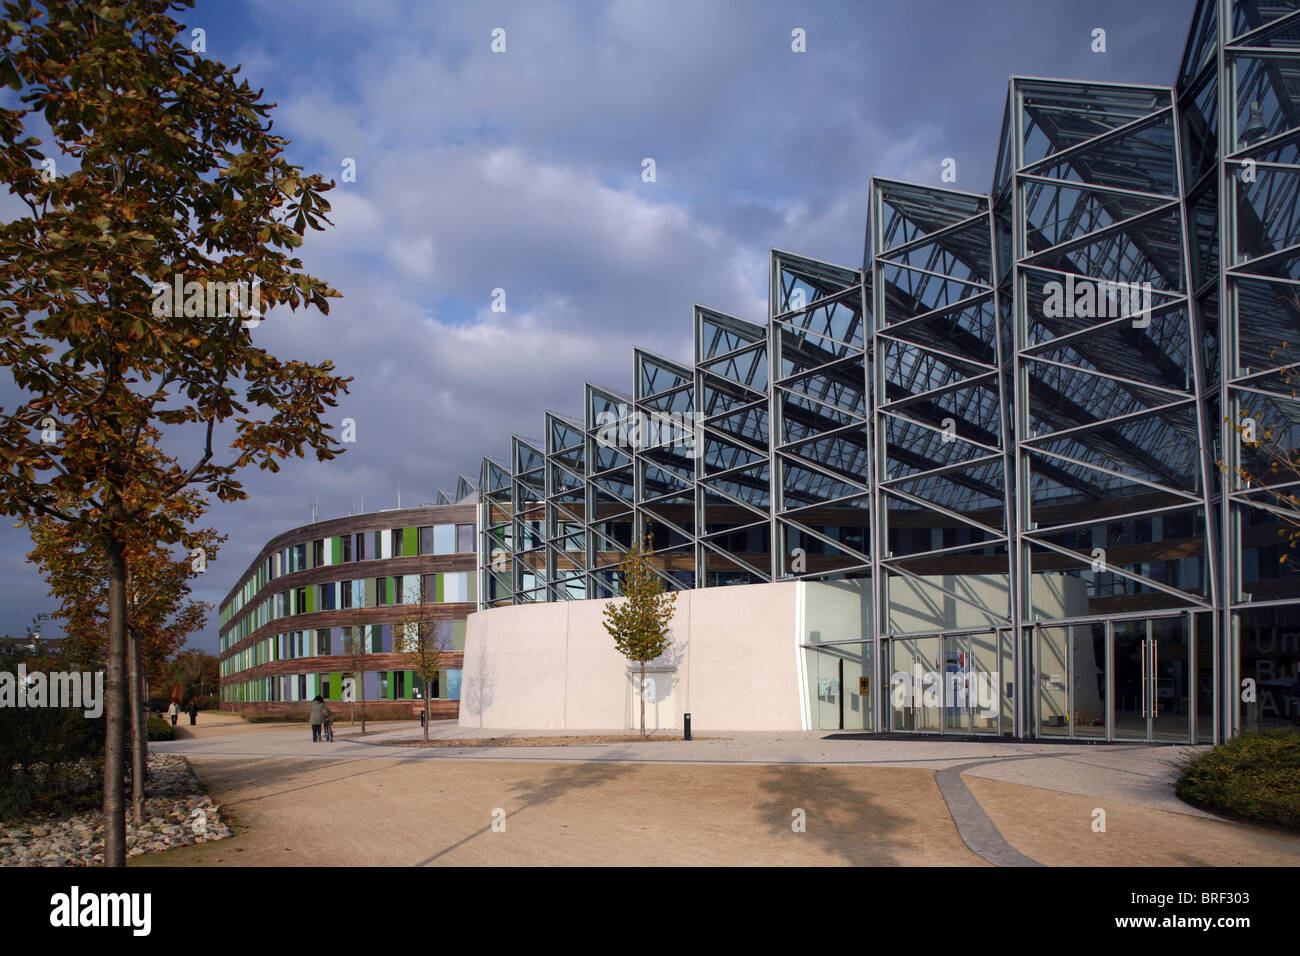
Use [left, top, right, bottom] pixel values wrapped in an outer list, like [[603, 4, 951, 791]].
[[0, 0, 1199, 653]]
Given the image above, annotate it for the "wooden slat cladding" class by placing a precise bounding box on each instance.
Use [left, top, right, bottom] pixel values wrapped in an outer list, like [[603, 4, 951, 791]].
[[233, 651, 465, 683], [221, 602, 476, 662], [218, 503, 476, 609]]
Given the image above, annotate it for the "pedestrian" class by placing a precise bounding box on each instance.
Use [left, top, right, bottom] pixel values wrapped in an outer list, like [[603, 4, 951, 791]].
[[309, 694, 324, 743], [167, 700, 179, 727], [188, 699, 198, 725], [321, 699, 334, 743]]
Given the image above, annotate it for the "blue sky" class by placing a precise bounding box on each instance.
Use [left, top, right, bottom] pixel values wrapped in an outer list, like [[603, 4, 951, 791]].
[[0, 0, 1197, 652]]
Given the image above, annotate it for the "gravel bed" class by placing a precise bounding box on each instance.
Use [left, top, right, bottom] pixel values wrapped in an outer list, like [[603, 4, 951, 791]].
[[0, 753, 232, 866]]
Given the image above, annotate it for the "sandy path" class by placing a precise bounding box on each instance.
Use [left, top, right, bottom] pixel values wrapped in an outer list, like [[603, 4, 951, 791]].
[[965, 776, 1300, 866], [135, 757, 983, 866]]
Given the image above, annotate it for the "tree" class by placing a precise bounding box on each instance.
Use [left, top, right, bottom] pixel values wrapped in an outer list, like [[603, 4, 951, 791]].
[[25, 490, 221, 824], [342, 626, 369, 733], [170, 648, 218, 702], [602, 534, 678, 738], [391, 576, 449, 741], [0, 2, 350, 865]]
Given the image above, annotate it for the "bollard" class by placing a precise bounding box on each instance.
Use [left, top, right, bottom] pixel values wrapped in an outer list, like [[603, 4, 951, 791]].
[[683, 713, 692, 741]]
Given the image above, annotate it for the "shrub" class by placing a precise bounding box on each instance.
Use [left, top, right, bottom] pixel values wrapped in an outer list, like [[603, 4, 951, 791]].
[[0, 701, 109, 822], [1176, 729, 1300, 832], [146, 715, 174, 741]]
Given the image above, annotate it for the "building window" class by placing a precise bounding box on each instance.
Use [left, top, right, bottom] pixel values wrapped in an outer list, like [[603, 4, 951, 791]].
[[341, 581, 352, 609], [457, 523, 476, 553], [318, 628, 331, 656], [312, 539, 324, 566], [376, 577, 388, 605], [432, 524, 455, 555], [342, 534, 352, 562], [355, 532, 366, 561]]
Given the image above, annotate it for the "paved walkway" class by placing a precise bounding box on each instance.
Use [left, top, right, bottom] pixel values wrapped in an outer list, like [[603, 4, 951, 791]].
[[146, 722, 1300, 866]]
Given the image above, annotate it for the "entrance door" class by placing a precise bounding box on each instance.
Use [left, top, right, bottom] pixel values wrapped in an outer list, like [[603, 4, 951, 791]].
[[1111, 616, 1192, 742], [1035, 623, 1106, 739], [889, 636, 942, 732]]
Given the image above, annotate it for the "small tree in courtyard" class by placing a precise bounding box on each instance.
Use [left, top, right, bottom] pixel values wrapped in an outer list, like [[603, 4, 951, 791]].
[[602, 534, 677, 738], [392, 576, 449, 741], [342, 626, 369, 732]]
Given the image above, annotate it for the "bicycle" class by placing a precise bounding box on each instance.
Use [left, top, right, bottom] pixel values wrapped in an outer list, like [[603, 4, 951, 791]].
[[322, 714, 334, 742]]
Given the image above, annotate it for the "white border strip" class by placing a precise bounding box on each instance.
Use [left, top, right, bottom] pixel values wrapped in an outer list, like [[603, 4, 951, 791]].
[[794, 580, 809, 731]]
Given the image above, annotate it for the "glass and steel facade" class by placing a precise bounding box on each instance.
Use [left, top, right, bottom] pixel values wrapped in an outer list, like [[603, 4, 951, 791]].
[[476, 0, 1300, 743]]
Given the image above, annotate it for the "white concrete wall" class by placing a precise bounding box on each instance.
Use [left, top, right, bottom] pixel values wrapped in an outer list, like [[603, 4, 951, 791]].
[[460, 573, 1094, 733], [459, 581, 802, 732]]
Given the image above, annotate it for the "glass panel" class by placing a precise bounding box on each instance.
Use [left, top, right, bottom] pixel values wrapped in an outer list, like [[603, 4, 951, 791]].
[[809, 643, 873, 731], [889, 636, 942, 732], [1072, 623, 1108, 739], [1112, 620, 1149, 740], [1151, 615, 1192, 742], [433, 524, 456, 555], [1238, 605, 1300, 734], [1037, 626, 1071, 736], [946, 631, 999, 734]]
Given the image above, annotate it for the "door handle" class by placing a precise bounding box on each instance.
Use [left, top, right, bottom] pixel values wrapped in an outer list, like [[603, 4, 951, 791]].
[[1151, 639, 1158, 719], [1141, 639, 1148, 718]]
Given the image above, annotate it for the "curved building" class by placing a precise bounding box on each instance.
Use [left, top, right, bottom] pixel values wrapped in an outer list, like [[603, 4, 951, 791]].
[[218, 495, 478, 718], [464, 0, 1300, 743]]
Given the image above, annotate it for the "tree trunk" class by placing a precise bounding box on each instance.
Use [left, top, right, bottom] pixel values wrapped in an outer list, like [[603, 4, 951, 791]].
[[128, 627, 145, 826], [640, 660, 646, 739], [104, 535, 129, 866]]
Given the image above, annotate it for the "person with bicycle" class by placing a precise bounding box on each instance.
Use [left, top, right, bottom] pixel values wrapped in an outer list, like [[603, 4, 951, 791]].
[[321, 699, 334, 742]]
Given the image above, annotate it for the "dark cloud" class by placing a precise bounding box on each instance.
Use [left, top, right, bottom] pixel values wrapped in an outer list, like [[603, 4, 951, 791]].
[[0, 0, 1195, 650]]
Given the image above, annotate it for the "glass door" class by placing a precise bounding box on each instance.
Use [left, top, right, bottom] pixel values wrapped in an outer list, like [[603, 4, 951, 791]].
[[1035, 623, 1107, 739], [1109, 615, 1193, 743], [946, 631, 999, 735], [889, 636, 942, 732], [1111, 620, 1151, 740], [1151, 616, 1192, 742]]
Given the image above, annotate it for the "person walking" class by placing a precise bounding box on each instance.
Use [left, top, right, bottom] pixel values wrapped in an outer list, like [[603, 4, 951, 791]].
[[187, 699, 198, 725], [167, 700, 179, 727], [309, 694, 325, 743], [321, 699, 334, 743]]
